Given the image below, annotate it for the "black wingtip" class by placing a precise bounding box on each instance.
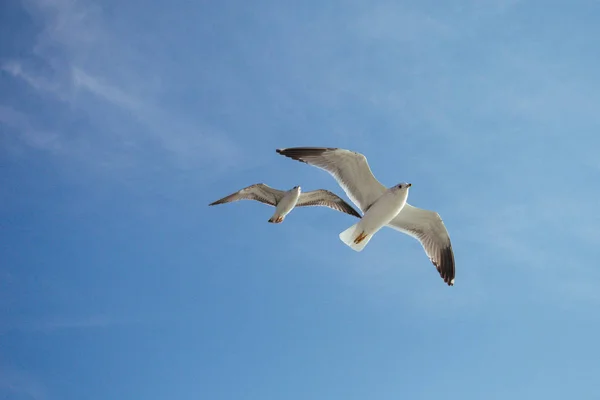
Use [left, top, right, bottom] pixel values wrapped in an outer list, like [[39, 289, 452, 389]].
[[276, 147, 336, 154], [437, 245, 455, 286], [276, 147, 335, 164], [348, 206, 362, 218]]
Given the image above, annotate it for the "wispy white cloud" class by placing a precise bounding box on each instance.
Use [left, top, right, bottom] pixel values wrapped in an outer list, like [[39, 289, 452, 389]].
[[3, 0, 244, 172], [68, 66, 244, 172], [0, 105, 64, 154], [2, 61, 66, 99], [71, 67, 143, 112]]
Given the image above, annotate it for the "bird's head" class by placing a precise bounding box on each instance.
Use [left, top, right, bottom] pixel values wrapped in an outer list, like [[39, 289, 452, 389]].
[[393, 182, 412, 192]]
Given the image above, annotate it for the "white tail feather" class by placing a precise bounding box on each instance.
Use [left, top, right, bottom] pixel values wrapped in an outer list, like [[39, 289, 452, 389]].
[[339, 223, 372, 252]]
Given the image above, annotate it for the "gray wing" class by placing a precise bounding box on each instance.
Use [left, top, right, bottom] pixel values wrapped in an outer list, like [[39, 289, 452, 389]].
[[387, 204, 456, 286], [208, 183, 285, 207], [296, 189, 362, 218], [276, 147, 386, 212]]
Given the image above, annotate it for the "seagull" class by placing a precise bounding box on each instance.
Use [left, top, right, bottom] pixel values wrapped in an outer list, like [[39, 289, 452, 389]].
[[276, 147, 456, 286], [209, 183, 361, 223]]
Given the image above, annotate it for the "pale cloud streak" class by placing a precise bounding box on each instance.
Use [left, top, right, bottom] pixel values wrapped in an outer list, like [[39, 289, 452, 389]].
[[71, 67, 143, 112], [68, 66, 244, 172], [0, 105, 64, 154], [3, 0, 244, 172], [2, 61, 66, 99]]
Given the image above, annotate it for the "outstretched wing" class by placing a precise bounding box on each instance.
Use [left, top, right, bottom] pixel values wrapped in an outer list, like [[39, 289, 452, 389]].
[[296, 189, 362, 218], [387, 204, 456, 286], [209, 183, 285, 207], [276, 147, 386, 212]]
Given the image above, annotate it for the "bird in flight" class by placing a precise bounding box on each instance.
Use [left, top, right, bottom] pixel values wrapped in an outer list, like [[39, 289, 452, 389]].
[[276, 147, 455, 286], [209, 183, 361, 224]]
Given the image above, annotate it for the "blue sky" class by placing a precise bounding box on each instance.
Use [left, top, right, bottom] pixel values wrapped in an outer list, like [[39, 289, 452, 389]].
[[2, 0, 600, 398]]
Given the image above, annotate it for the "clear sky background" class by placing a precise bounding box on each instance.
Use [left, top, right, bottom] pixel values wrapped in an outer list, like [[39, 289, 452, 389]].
[[1, 0, 600, 399]]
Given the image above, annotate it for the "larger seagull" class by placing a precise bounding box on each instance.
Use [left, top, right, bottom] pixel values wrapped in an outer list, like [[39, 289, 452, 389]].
[[276, 147, 456, 286]]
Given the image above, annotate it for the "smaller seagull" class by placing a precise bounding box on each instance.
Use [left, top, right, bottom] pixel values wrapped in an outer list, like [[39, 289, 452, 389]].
[[209, 183, 361, 223]]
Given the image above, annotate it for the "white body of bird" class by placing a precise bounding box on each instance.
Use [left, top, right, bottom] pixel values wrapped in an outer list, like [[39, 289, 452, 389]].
[[339, 183, 411, 251], [276, 147, 455, 286], [268, 186, 302, 223]]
